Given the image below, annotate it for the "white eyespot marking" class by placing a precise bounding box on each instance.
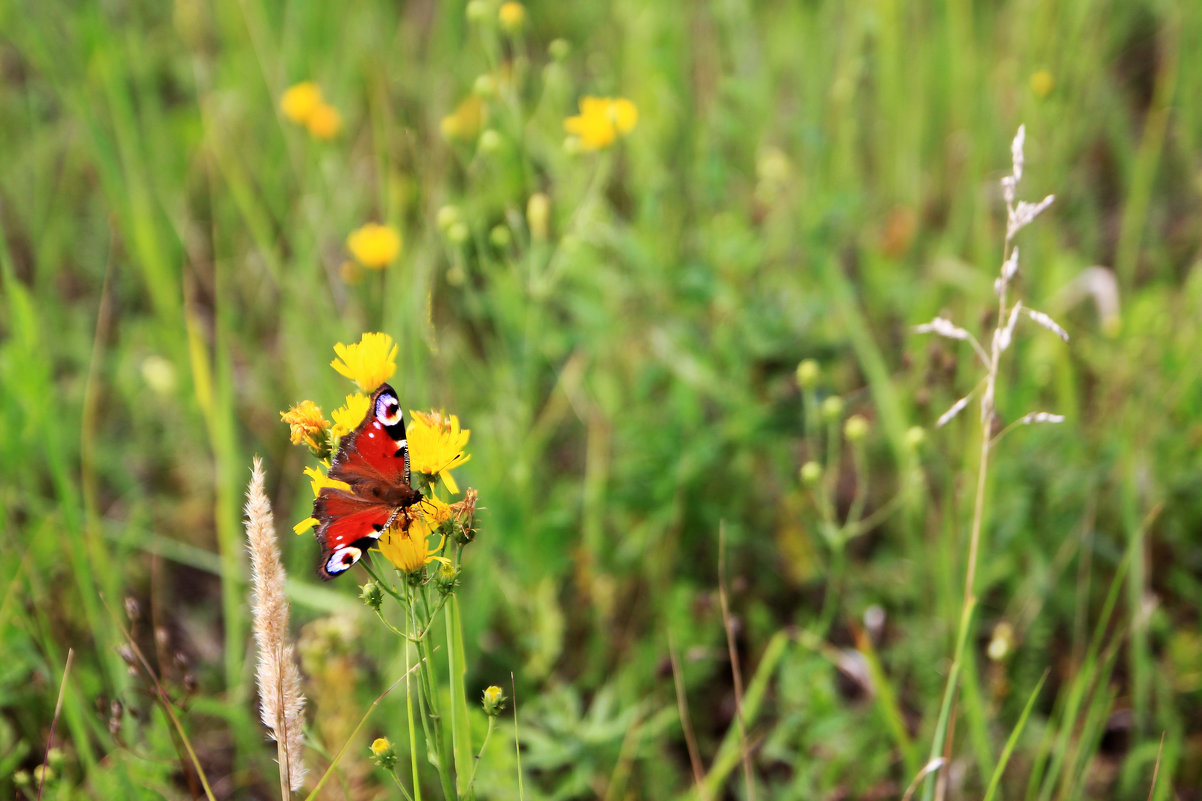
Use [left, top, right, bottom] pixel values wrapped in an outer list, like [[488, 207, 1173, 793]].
[[376, 394, 403, 426], [397, 439, 407, 449], [327, 546, 362, 574], [373, 422, 382, 430], [367, 432, 375, 439]]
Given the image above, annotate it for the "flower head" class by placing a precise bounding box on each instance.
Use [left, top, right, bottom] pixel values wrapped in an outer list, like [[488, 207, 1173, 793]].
[[347, 223, 402, 269], [306, 103, 343, 140], [379, 512, 449, 575], [330, 393, 371, 440], [498, 2, 526, 32], [280, 400, 329, 451], [564, 96, 638, 151], [281, 82, 323, 124], [331, 332, 398, 392], [408, 410, 471, 493], [482, 685, 506, 716], [370, 737, 397, 770]]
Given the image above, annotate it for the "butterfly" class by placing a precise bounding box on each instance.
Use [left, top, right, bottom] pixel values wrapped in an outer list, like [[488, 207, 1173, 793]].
[[312, 383, 424, 580]]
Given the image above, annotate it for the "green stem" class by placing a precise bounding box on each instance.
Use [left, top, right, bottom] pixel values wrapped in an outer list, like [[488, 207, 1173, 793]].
[[466, 717, 496, 798]]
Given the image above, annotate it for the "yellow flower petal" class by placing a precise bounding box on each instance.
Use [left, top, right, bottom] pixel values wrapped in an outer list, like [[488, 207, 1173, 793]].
[[330, 393, 371, 439], [407, 410, 471, 493], [330, 332, 399, 391], [294, 516, 319, 535], [280, 400, 329, 447]]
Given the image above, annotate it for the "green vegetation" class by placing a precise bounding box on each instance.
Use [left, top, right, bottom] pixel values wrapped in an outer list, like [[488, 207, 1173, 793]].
[[1, 0, 1200, 797]]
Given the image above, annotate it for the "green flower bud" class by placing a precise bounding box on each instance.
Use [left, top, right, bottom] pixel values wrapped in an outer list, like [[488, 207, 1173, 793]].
[[844, 415, 869, 442], [905, 426, 926, 450], [796, 359, 820, 388], [360, 581, 383, 611], [437, 205, 461, 232], [490, 225, 512, 248], [548, 38, 571, 61], [821, 395, 844, 422], [800, 461, 822, 486], [448, 222, 470, 244]]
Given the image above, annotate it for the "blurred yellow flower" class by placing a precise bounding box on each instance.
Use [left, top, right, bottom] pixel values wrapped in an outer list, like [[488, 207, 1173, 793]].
[[280, 400, 329, 449], [331, 332, 398, 392], [498, 2, 525, 32], [564, 96, 638, 151], [441, 95, 486, 142], [280, 81, 323, 124], [330, 393, 371, 439], [1030, 70, 1054, 98], [306, 103, 343, 139], [347, 223, 402, 269], [408, 410, 471, 493]]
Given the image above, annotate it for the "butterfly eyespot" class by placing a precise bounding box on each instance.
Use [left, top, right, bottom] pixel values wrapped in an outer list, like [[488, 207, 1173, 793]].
[[375, 393, 403, 426], [326, 546, 362, 575]]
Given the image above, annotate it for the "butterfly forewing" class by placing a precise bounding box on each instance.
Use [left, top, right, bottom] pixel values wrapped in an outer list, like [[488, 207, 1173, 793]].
[[313, 383, 423, 580]]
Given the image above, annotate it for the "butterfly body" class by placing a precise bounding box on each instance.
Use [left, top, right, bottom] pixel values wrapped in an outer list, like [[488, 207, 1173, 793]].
[[313, 383, 423, 580]]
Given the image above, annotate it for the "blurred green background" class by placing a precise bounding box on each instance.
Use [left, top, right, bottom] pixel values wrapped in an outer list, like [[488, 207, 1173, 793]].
[[2, 0, 1201, 798]]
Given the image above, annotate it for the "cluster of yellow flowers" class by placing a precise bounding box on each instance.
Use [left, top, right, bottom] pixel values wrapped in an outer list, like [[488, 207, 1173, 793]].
[[281, 332, 474, 575], [564, 96, 638, 151], [279, 81, 343, 140]]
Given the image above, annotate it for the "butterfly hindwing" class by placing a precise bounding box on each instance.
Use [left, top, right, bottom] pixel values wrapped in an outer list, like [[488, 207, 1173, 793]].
[[313, 383, 423, 580]]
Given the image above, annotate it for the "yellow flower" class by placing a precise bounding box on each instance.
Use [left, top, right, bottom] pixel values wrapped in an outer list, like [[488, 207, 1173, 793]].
[[371, 738, 392, 757], [281, 81, 323, 124], [482, 685, 506, 715], [293, 465, 351, 535], [564, 96, 638, 151], [407, 410, 471, 494], [440, 95, 486, 142], [1030, 70, 1054, 99], [498, 2, 525, 32], [347, 223, 402, 269], [330, 393, 371, 439], [306, 102, 343, 140], [330, 332, 398, 391], [280, 400, 329, 449], [379, 505, 450, 574]]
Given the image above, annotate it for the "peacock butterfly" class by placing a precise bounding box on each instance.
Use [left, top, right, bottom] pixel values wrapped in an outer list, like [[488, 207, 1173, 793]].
[[312, 383, 423, 580]]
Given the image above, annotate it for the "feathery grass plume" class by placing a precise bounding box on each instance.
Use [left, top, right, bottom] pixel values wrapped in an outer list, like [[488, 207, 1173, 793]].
[[245, 457, 308, 794]]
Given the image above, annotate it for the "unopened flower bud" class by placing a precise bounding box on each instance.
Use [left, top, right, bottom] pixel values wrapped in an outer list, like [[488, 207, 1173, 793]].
[[482, 685, 507, 716], [473, 73, 496, 98], [906, 426, 926, 450], [437, 205, 461, 232], [800, 461, 822, 486], [465, 1, 489, 23], [821, 396, 844, 422], [370, 737, 398, 769], [490, 225, 512, 248], [448, 222, 470, 244], [548, 38, 570, 61], [478, 129, 502, 153], [527, 192, 550, 241], [360, 581, 383, 611], [844, 415, 869, 443], [796, 359, 820, 388]]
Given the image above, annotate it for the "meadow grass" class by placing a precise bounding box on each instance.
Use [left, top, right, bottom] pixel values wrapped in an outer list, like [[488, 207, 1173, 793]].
[[1, 0, 1201, 798]]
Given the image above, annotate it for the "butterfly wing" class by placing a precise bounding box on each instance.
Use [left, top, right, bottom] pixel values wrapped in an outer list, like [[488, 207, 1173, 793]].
[[313, 383, 423, 580]]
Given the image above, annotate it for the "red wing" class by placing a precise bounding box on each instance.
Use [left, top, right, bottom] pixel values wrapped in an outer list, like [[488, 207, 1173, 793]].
[[327, 383, 410, 489], [313, 488, 394, 550]]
